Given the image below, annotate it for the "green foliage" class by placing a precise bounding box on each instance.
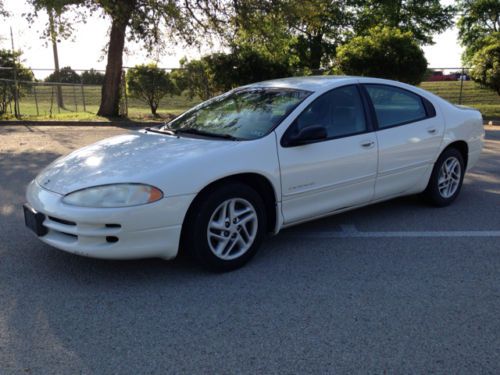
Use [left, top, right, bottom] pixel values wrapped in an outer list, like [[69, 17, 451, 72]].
[[0, 49, 34, 115], [228, 0, 455, 71], [80, 69, 105, 85], [126, 63, 179, 115], [177, 50, 292, 101], [44, 66, 81, 83], [229, 0, 354, 71], [457, 0, 500, 63], [354, 0, 455, 45], [0, 0, 8, 17], [335, 26, 428, 85], [230, 2, 298, 70], [470, 38, 500, 95]]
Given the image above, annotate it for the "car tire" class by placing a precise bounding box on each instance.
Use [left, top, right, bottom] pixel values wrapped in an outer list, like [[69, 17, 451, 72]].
[[183, 182, 267, 272], [424, 147, 465, 207]]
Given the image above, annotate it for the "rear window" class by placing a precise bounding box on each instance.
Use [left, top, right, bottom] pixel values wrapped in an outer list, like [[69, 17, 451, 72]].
[[364, 85, 428, 129]]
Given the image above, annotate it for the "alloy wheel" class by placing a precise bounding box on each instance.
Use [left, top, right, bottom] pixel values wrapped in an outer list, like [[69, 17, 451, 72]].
[[438, 156, 461, 198], [207, 198, 258, 260]]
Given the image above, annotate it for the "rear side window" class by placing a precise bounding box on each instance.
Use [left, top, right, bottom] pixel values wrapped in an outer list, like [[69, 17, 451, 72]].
[[364, 84, 429, 129]]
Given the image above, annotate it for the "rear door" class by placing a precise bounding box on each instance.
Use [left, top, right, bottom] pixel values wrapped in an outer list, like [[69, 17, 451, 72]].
[[361, 83, 444, 199]]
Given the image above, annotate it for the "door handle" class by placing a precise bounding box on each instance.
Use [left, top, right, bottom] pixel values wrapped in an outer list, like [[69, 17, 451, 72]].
[[427, 128, 437, 134], [361, 140, 375, 148]]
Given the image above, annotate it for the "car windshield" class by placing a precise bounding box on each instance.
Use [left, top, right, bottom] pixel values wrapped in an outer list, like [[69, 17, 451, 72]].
[[164, 88, 311, 140]]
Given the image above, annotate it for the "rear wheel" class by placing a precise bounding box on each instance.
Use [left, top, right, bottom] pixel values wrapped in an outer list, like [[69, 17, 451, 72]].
[[424, 148, 465, 206], [184, 182, 267, 271]]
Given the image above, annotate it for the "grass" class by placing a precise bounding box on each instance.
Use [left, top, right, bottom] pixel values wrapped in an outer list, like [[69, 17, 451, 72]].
[[419, 81, 500, 120], [1, 84, 201, 122], [1, 80, 499, 122]]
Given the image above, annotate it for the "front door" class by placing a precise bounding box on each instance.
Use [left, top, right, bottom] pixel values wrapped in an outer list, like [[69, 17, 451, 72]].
[[278, 85, 378, 224]]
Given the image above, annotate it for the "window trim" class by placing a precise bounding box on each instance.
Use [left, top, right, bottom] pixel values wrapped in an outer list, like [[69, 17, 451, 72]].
[[280, 84, 373, 148], [360, 83, 436, 131]]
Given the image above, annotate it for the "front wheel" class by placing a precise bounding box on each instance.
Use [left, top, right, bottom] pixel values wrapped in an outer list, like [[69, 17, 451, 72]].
[[424, 148, 465, 206], [184, 183, 267, 272]]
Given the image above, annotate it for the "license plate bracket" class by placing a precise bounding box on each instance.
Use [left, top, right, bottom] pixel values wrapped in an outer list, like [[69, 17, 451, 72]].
[[23, 204, 48, 236]]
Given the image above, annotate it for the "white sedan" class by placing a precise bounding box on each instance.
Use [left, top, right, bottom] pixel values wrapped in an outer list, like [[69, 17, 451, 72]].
[[24, 76, 484, 271]]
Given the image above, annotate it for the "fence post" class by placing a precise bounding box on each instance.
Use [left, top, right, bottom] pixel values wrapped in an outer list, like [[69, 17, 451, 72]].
[[81, 84, 86, 112], [121, 70, 128, 117], [56, 84, 60, 113], [33, 84, 39, 116], [73, 85, 78, 112], [10, 27, 21, 118], [458, 67, 465, 105]]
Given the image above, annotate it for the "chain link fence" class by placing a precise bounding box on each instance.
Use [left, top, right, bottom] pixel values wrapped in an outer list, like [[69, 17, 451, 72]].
[[0, 66, 198, 120], [0, 67, 499, 120]]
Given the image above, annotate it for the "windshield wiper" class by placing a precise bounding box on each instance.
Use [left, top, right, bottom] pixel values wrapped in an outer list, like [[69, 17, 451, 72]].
[[145, 127, 176, 136], [175, 128, 240, 141]]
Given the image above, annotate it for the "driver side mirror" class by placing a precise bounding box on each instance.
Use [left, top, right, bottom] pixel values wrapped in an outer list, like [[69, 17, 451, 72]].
[[284, 125, 328, 147]]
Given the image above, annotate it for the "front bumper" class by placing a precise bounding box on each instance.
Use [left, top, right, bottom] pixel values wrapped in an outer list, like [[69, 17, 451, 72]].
[[26, 180, 195, 260]]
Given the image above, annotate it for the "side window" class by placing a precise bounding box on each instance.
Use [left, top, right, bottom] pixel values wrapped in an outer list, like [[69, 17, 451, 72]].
[[292, 85, 367, 139], [364, 84, 428, 129]]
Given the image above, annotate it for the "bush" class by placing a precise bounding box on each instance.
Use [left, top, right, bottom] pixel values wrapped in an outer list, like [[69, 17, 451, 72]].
[[80, 69, 105, 85], [126, 63, 179, 116], [44, 66, 81, 83], [335, 26, 428, 85], [178, 50, 292, 100], [470, 38, 500, 96]]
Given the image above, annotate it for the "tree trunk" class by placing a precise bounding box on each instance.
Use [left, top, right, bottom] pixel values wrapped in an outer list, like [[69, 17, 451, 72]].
[[309, 34, 324, 72], [150, 101, 157, 116], [97, 11, 132, 117], [48, 10, 63, 109]]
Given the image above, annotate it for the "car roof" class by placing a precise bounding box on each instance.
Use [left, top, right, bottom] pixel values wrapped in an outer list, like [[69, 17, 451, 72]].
[[245, 75, 445, 104], [245, 76, 359, 92]]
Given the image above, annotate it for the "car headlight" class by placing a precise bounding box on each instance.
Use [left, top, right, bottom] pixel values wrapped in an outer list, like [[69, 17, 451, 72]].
[[62, 184, 163, 208]]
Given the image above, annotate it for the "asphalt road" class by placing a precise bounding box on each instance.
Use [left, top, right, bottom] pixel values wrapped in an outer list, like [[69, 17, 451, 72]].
[[0, 125, 499, 374]]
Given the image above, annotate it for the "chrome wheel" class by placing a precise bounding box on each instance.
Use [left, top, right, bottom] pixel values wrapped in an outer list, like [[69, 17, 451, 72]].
[[207, 198, 258, 261], [438, 156, 461, 198]]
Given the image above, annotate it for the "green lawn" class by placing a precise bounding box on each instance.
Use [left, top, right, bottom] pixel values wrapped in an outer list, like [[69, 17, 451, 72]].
[[1, 80, 499, 122], [419, 81, 500, 120], [2, 84, 201, 122]]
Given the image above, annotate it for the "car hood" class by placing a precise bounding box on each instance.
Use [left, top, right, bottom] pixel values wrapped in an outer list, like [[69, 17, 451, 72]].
[[36, 131, 239, 195]]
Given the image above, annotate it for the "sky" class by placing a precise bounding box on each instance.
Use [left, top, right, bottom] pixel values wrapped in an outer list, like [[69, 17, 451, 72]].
[[0, 0, 463, 79]]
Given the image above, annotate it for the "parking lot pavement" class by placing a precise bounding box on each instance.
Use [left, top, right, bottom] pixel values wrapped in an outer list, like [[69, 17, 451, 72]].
[[1, 125, 499, 374]]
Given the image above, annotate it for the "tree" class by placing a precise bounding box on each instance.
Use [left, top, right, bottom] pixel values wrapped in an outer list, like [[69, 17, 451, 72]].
[[228, 0, 355, 71], [0, 50, 34, 115], [457, 0, 500, 62], [80, 69, 105, 85], [176, 58, 214, 100], [27, 0, 222, 117], [0, 0, 8, 17], [226, 0, 454, 72], [335, 26, 428, 85], [45, 66, 80, 83], [25, 0, 83, 108], [354, 0, 455, 45], [470, 38, 500, 95], [126, 64, 178, 116]]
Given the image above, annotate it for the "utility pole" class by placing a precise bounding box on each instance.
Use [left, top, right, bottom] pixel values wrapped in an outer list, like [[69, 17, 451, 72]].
[[48, 9, 64, 109], [10, 26, 20, 118]]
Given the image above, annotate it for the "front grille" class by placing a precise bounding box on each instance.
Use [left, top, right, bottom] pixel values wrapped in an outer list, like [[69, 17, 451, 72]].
[[42, 215, 121, 246]]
